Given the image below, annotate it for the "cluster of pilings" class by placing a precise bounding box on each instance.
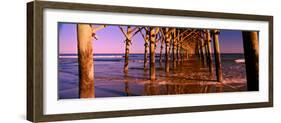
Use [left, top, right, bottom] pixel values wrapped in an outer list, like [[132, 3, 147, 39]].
[[76, 24, 259, 98]]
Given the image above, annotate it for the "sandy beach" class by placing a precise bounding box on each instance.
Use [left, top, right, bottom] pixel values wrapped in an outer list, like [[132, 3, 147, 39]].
[[58, 53, 246, 99]]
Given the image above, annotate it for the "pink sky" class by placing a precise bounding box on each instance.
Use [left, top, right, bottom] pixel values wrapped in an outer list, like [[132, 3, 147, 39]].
[[59, 23, 244, 54]]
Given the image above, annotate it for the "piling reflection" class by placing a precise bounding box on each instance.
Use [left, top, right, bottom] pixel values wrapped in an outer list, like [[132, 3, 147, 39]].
[[120, 55, 245, 96], [124, 72, 130, 96], [143, 78, 224, 95]]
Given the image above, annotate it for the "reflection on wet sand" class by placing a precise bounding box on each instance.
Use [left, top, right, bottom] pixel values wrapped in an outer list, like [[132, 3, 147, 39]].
[[120, 55, 246, 97]]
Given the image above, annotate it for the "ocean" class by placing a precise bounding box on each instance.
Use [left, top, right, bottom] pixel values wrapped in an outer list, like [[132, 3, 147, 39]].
[[58, 53, 246, 99]]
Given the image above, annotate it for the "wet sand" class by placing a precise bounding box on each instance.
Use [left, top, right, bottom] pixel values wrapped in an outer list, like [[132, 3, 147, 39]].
[[58, 54, 246, 99]]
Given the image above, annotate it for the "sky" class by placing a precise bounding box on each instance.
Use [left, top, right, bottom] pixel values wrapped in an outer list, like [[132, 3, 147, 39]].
[[58, 23, 244, 54]]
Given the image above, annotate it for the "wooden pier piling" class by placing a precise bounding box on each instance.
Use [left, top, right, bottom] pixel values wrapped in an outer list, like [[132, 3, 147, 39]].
[[124, 73, 130, 96], [200, 35, 206, 64], [139, 28, 150, 70], [144, 31, 149, 69], [242, 31, 259, 91], [173, 32, 177, 63], [206, 30, 213, 73], [185, 47, 189, 60], [77, 24, 94, 98], [160, 37, 164, 62], [172, 30, 177, 68], [212, 29, 223, 82], [165, 28, 171, 73], [205, 44, 209, 60], [124, 26, 133, 73], [176, 31, 181, 61], [177, 43, 180, 62], [150, 28, 158, 80], [196, 42, 201, 58], [180, 46, 184, 61]]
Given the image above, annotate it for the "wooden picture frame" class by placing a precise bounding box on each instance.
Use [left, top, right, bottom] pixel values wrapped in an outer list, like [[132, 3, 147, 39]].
[[27, 1, 273, 122]]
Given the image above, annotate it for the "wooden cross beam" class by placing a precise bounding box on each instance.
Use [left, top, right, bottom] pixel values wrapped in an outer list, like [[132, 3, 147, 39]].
[[181, 29, 197, 42], [174, 29, 192, 40], [119, 26, 129, 39], [163, 28, 176, 35], [91, 25, 107, 40], [119, 26, 143, 40], [92, 25, 106, 32], [159, 28, 166, 41], [184, 31, 200, 43]]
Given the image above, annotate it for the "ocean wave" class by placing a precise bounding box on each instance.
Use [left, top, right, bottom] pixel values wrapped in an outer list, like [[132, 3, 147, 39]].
[[234, 59, 245, 63], [130, 60, 144, 63], [94, 55, 123, 58], [59, 56, 77, 58]]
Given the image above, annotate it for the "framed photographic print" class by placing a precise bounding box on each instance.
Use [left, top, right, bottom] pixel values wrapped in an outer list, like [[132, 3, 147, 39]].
[[27, 0, 273, 122]]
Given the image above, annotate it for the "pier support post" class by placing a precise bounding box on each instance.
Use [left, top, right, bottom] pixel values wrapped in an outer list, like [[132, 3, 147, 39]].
[[177, 30, 181, 61], [197, 43, 201, 58], [165, 28, 171, 73], [203, 32, 209, 64], [172, 33, 177, 68], [212, 30, 223, 82], [124, 26, 133, 73], [242, 31, 259, 91], [205, 44, 209, 60], [77, 24, 94, 98], [124, 38, 131, 73], [180, 47, 184, 61], [150, 28, 157, 80], [160, 38, 164, 62], [173, 36, 177, 63], [124, 72, 131, 96], [180, 44, 184, 61], [186, 47, 189, 60], [177, 43, 180, 62], [169, 38, 173, 59], [206, 30, 213, 73], [200, 36, 206, 64], [144, 31, 149, 69], [186, 49, 189, 60]]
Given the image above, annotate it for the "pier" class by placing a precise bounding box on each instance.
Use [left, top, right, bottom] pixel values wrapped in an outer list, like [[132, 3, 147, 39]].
[[76, 25, 259, 98]]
